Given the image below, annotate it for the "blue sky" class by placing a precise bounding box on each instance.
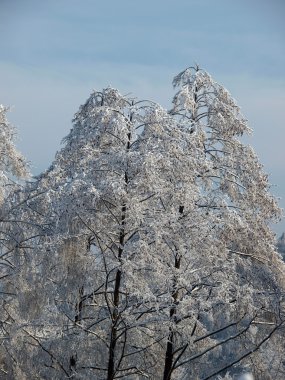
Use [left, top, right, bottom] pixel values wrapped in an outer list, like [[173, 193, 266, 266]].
[[0, 0, 284, 234]]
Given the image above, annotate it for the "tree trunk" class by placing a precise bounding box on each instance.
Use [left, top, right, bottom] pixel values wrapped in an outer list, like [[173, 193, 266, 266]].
[[107, 204, 126, 380], [107, 117, 131, 379], [163, 254, 181, 380], [163, 204, 183, 380]]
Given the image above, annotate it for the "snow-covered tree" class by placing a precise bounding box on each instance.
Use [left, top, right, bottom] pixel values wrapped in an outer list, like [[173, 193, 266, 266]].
[[163, 65, 285, 379], [3, 69, 285, 380], [171, 66, 281, 263], [0, 105, 30, 378], [0, 105, 29, 201]]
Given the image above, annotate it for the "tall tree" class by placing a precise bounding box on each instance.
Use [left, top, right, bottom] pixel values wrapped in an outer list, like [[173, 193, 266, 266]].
[[161, 65, 285, 379]]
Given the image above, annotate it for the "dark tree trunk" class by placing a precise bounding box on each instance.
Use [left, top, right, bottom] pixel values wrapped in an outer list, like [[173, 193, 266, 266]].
[[107, 117, 131, 380], [163, 254, 181, 380], [163, 205, 183, 380], [107, 204, 126, 380]]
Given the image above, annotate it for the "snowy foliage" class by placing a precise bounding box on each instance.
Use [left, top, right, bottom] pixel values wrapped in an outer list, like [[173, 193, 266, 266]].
[[0, 68, 285, 380]]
